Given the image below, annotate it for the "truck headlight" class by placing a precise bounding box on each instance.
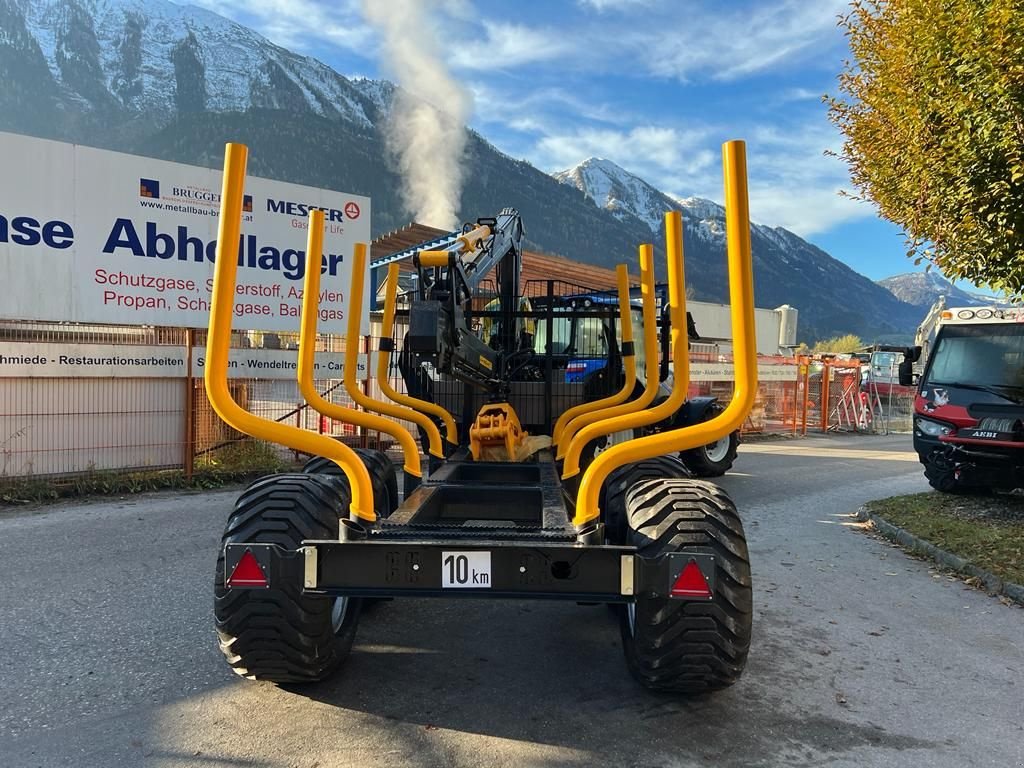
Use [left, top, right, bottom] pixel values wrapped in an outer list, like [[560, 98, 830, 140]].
[[915, 417, 953, 437]]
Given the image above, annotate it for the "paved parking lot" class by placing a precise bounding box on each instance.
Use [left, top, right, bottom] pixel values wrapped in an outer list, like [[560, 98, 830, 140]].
[[1, 434, 1021, 767]]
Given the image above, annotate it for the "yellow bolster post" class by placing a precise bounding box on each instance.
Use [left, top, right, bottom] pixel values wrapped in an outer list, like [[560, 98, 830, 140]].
[[417, 251, 451, 269], [573, 140, 757, 527], [204, 143, 373, 522], [343, 244, 440, 468], [562, 210, 689, 478], [552, 264, 636, 447], [378, 263, 459, 446], [297, 210, 419, 506], [558, 246, 659, 468]]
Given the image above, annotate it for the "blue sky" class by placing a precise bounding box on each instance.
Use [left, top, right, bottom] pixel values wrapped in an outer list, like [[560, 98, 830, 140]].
[[199, 0, 933, 283]]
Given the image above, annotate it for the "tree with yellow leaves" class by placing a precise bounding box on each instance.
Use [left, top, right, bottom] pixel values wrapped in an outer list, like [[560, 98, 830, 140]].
[[828, 0, 1024, 294]]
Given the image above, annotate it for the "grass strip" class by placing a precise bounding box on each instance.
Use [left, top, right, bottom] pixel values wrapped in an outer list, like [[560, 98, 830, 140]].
[[865, 492, 1024, 586]]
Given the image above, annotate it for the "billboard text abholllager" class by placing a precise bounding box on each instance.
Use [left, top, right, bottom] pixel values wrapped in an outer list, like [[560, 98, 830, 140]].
[[0, 132, 371, 333]]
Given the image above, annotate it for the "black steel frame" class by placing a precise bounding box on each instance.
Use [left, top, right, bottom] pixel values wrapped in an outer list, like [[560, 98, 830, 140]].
[[224, 449, 718, 603]]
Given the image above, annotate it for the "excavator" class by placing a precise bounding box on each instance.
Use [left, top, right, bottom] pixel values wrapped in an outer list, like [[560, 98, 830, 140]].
[[206, 139, 758, 695]]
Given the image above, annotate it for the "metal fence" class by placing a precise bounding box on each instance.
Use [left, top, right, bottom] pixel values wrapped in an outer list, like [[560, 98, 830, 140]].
[[1, 319, 912, 484], [792, 356, 915, 436]]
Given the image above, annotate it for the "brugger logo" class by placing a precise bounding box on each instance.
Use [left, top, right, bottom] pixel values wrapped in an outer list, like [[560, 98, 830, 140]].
[[138, 178, 254, 216]]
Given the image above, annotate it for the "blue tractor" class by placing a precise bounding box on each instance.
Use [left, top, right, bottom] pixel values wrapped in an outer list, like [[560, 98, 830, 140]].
[[530, 288, 740, 477]]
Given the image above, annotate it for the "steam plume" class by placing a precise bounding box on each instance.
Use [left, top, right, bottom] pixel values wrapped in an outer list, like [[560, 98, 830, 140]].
[[363, 0, 472, 230]]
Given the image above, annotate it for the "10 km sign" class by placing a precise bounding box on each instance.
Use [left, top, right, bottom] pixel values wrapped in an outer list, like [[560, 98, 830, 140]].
[[441, 551, 492, 588]]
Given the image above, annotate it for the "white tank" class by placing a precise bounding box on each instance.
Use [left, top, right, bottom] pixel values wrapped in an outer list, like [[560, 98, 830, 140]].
[[776, 304, 798, 350]]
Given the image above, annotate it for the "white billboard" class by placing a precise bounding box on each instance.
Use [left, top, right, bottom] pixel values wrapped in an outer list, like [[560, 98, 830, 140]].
[[0, 132, 370, 333]]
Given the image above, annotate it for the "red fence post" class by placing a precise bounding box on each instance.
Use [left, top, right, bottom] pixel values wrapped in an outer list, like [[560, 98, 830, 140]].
[[820, 362, 831, 432], [801, 359, 810, 435], [184, 328, 195, 481]]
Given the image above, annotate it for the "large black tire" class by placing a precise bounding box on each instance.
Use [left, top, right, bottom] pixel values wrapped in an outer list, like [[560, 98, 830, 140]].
[[921, 449, 992, 495], [303, 447, 399, 516], [620, 478, 753, 693], [600, 455, 691, 545], [214, 473, 361, 683], [681, 431, 739, 478], [923, 463, 991, 495]]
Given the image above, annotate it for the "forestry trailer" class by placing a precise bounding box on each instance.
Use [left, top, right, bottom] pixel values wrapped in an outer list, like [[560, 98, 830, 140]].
[[207, 140, 758, 693]]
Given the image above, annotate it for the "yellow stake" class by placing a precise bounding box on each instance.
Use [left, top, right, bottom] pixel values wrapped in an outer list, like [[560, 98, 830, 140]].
[[552, 264, 636, 447], [573, 140, 757, 527], [343, 244, 441, 469], [297, 209, 423, 507], [378, 263, 459, 445], [557, 245, 659, 463], [203, 143, 373, 522], [561, 210, 690, 478]]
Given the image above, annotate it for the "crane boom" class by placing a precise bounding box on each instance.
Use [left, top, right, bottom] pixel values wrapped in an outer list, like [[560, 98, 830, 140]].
[[404, 208, 526, 394]]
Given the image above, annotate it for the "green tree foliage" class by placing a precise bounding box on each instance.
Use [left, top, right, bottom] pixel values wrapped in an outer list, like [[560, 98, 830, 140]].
[[812, 334, 865, 354], [828, 0, 1024, 294]]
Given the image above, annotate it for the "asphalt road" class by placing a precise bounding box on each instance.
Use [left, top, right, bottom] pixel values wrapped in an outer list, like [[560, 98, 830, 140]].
[[1, 434, 1021, 768]]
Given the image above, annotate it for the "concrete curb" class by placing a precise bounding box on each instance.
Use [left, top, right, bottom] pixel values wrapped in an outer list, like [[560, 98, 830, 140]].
[[857, 505, 1024, 607]]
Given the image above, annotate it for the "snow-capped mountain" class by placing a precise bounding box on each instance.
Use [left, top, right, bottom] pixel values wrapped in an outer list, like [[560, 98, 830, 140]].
[[4, 0, 392, 133], [556, 157, 810, 255], [36, 0, 376, 121], [877, 271, 1000, 310], [0, 0, 925, 340], [555, 157, 730, 241], [553, 158, 673, 231], [555, 157, 924, 341]]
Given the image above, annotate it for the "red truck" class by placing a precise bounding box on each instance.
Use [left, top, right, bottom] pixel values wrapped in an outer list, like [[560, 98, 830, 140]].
[[900, 306, 1024, 493]]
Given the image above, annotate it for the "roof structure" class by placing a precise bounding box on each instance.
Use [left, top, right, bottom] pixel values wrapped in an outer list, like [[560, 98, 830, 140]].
[[370, 222, 621, 293]]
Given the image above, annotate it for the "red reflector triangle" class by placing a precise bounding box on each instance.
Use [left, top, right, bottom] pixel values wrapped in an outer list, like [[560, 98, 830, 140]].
[[671, 559, 712, 598], [227, 550, 268, 588]]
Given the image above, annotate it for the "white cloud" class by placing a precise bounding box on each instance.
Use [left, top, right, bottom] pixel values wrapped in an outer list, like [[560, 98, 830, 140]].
[[469, 82, 630, 131], [577, 0, 655, 11], [451, 21, 574, 71], [779, 86, 826, 103], [534, 124, 712, 182], [739, 123, 869, 235], [199, 0, 371, 51], [638, 0, 848, 81]]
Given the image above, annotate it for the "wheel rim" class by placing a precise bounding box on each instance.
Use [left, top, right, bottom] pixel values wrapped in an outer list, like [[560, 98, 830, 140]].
[[702, 436, 730, 464], [594, 429, 632, 458], [331, 597, 350, 633]]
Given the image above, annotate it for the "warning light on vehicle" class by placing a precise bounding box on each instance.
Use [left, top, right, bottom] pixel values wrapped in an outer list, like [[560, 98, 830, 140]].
[[976, 309, 993, 319], [671, 559, 713, 599], [226, 550, 269, 588], [957, 310, 975, 319]]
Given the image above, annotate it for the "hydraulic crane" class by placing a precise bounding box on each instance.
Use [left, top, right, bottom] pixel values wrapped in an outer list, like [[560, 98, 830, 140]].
[[406, 208, 527, 395]]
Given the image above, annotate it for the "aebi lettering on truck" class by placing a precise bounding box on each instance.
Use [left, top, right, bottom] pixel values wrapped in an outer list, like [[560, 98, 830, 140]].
[[901, 306, 1024, 493]]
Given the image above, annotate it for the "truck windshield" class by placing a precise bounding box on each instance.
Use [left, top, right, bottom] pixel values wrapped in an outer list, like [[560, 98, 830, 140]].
[[925, 324, 1024, 394]]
